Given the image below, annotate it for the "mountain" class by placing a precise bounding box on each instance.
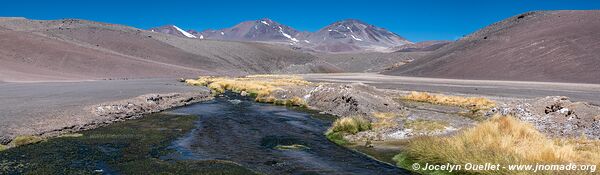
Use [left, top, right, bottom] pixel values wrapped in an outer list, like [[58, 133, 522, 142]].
[[308, 19, 411, 52], [0, 18, 339, 82], [382, 10, 600, 84], [149, 25, 197, 38], [149, 18, 412, 53], [198, 18, 302, 43]]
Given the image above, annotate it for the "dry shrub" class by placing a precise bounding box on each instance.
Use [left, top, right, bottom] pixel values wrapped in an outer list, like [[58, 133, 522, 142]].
[[184, 79, 208, 86], [404, 91, 496, 110], [396, 115, 600, 174]]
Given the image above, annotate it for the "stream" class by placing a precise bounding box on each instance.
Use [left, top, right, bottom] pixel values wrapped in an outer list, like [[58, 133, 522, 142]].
[[0, 93, 409, 174], [163, 93, 408, 174]]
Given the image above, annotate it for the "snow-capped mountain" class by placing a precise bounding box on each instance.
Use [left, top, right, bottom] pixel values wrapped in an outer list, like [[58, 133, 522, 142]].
[[308, 19, 412, 52], [149, 25, 197, 38], [149, 19, 411, 52], [199, 18, 302, 43]]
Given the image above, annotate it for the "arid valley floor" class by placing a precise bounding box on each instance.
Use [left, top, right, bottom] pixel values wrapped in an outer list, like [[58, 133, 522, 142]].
[[1, 10, 599, 175]]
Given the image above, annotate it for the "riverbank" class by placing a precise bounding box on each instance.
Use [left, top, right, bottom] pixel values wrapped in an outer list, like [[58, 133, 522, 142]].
[[185, 75, 600, 175], [0, 79, 212, 147]]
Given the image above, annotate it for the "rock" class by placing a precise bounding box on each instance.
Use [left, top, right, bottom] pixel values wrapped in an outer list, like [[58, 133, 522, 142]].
[[0, 135, 11, 145], [305, 83, 405, 117], [497, 96, 600, 139], [240, 91, 248, 96]]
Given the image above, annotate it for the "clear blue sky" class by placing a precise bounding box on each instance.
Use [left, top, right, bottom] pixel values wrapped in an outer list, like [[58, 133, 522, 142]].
[[1, 0, 598, 42]]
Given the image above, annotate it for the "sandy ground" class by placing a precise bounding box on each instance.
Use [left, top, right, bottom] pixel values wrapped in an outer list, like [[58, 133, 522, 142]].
[[0, 79, 205, 142], [301, 73, 600, 105]]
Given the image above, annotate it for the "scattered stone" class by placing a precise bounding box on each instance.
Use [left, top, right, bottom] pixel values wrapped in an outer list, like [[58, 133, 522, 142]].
[[493, 96, 600, 139]]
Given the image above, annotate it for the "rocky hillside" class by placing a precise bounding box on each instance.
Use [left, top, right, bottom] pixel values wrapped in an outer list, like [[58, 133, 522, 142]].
[[392, 40, 452, 52], [383, 10, 600, 84], [0, 18, 335, 82]]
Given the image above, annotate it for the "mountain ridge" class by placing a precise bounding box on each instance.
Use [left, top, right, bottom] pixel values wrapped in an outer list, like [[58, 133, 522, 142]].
[[150, 18, 412, 53]]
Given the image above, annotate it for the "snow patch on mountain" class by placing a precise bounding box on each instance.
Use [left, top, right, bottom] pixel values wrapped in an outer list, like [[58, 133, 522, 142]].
[[173, 25, 197, 38], [350, 35, 362, 41], [278, 26, 298, 42]]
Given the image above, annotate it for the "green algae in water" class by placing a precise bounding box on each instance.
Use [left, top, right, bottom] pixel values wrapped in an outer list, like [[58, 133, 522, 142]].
[[0, 113, 257, 175]]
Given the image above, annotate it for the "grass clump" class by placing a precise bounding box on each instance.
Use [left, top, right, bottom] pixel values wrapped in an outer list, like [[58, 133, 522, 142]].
[[11, 135, 44, 147], [395, 115, 600, 175], [325, 116, 372, 145], [404, 119, 448, 134], [0, 144, 6, 151], [326, 132, 349, 145], [404, 91, 496, 111], [328, 116, 372, 134], [185, 75, 312, 107]]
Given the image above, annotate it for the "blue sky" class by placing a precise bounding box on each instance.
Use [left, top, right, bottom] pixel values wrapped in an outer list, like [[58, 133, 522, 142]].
[[1, 0, 599, 42]]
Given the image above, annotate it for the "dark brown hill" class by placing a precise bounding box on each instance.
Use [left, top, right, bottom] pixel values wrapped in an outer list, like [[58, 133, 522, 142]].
[[383, 11, 600, 84]]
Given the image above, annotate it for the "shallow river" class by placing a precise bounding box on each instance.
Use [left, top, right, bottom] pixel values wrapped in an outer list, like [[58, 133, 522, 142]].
[[0, 93, 409, 174]]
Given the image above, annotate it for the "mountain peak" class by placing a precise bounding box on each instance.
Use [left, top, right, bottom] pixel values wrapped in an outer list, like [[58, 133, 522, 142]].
[[258, 18, 274, 22], [338, 19, 366, 24], [198, 18, 300, 43], [307, 19, 411, 52], [255, 18, 277, 26]]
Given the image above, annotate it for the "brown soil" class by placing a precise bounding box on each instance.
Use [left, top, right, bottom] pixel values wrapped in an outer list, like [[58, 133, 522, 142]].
[[383, 10, 600, 84]]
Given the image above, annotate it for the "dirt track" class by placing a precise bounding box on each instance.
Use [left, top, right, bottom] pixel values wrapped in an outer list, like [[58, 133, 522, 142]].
[[301, 73, 600, 105]]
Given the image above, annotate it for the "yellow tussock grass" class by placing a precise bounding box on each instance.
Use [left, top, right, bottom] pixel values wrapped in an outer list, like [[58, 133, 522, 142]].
[[328, 116, 372, 135], [396, 115, 600, 175], [404, 91, 496, 110], [185, 75, 311, 107]]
